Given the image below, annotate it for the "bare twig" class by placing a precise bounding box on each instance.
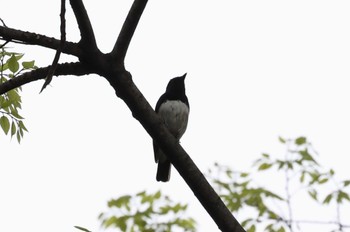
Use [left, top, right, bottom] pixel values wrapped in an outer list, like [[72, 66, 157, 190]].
[[112, 0, 148, 66], [287, 219, 350, 228], [0, 62, 94, 95], [284, 144, 294, 231], [0, 18, 7, 27], [40, 0, 66, 93], [0, 40, 10, 49]]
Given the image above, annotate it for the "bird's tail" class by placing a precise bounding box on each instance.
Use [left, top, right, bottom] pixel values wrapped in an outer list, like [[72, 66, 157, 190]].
[[156, 160, 171, 182]]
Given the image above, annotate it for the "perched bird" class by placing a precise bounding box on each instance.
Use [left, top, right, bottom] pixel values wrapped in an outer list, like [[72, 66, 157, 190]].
[[153, 73, 190, 182]]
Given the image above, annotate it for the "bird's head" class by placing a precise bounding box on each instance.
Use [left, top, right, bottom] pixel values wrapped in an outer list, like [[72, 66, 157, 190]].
[[166, 73, 187, 94]]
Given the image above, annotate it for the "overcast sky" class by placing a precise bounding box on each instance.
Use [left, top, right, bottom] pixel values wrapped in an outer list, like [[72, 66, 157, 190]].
[[1, 1, 350, 231]]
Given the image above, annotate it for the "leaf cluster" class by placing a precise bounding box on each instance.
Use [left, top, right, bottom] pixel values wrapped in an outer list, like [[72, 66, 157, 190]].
[[0, 48, 36, 142], [208, 137, 350, 232], [98, 190, 196, 232]]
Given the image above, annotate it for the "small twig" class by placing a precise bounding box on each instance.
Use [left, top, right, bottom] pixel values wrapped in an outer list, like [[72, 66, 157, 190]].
[[0, 19, 9, 49], [283, 142, 294, 231], [287, 219, 350, 228], [0, 40, 10, 49], [0, 18, 7, 27], [0, 62, 93, 95], [40, 0, 66, 93]]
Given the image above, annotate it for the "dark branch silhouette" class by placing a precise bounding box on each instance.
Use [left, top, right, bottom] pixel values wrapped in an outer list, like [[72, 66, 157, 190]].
[[112, 0, 148, 66], [0, 1, 246, 231], [69, 0, 98, 51], [0, 62, 94, 95], [40, 0, 67, 92], [0, 26, 81, 56]]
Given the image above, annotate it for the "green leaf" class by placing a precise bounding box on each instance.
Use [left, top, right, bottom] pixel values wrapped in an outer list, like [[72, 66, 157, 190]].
[[19, 126, 24, 137], [173, 203, 184, 213], [0, 115, 10, 135], [18, 120, 28, 132], [240, 172, 249, 178], [108, 195, 131, 208], [15, 54, 24, 61], [299, 149, 317, 163], [295, 136, 307, 145], [257, 163, 272, 171], [0, 98, 11, 109], [337, 190, 350, 203], [300, 171, 305, 183], [247, 224, 256, 232], [318, 178, 328, 184], [154, 190, 161, 199], [277, 160, 285, 170], [262, 153, 270, 158], [308, 189, 318, 201], [278, 136, 286, 143], [11, 121, 16, 137], [74, 226, 92, 232], [115, 216, 128, 231], [22, 60, 35, 69], [323, 193, 333, 204], [241, 218, 253, 227], [268, 210, 279, 219], [10, 109, 24, 120], [265, 224, 273, 231], [343, 180, 350, 187], [136, 191, 146, 197], [8, 54, 20, 73], [0, 62, 8, 72], [102, 216, 121, 228], [16, 130, 21, 143]]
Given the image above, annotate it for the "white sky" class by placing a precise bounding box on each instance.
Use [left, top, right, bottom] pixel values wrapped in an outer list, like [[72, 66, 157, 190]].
[[1, 1, 350, 231]]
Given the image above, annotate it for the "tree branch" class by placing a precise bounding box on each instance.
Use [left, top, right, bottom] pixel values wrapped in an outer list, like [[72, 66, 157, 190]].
[[111, 0, 148, 66], [0, 2, 247, 231], [0, 26, 81, 57], [40, 0, 67, 93], [0, 62, 94, 95], [69, 0, 97, 51], [103, 70, 246, 232]]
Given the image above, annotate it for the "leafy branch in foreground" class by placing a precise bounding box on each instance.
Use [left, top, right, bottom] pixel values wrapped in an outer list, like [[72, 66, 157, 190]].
[[0, 48, 36, 142], [208, 137, 350, 232], [98, 190, 196, 232]]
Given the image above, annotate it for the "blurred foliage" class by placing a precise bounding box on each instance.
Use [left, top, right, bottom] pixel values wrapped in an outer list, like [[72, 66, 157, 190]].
[[74, 137, 350, 232], [98, 190, 196, 232], [208, 137, 350, 232], [0, 48, 36, 142]]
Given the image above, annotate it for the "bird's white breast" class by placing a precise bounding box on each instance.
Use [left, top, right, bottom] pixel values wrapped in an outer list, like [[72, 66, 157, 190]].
[[158, 100, 189, 139]]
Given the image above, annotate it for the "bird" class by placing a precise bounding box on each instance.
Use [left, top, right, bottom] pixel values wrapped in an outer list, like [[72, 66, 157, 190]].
[[153, 73, 190, 182]]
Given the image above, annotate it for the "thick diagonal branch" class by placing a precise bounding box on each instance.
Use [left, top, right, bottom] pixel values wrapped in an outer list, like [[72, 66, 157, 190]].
[[111, 0, 148, 66], [0, 62, 94, 95], [0, 26, 81, 56], [104, 70, 246, 232]]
